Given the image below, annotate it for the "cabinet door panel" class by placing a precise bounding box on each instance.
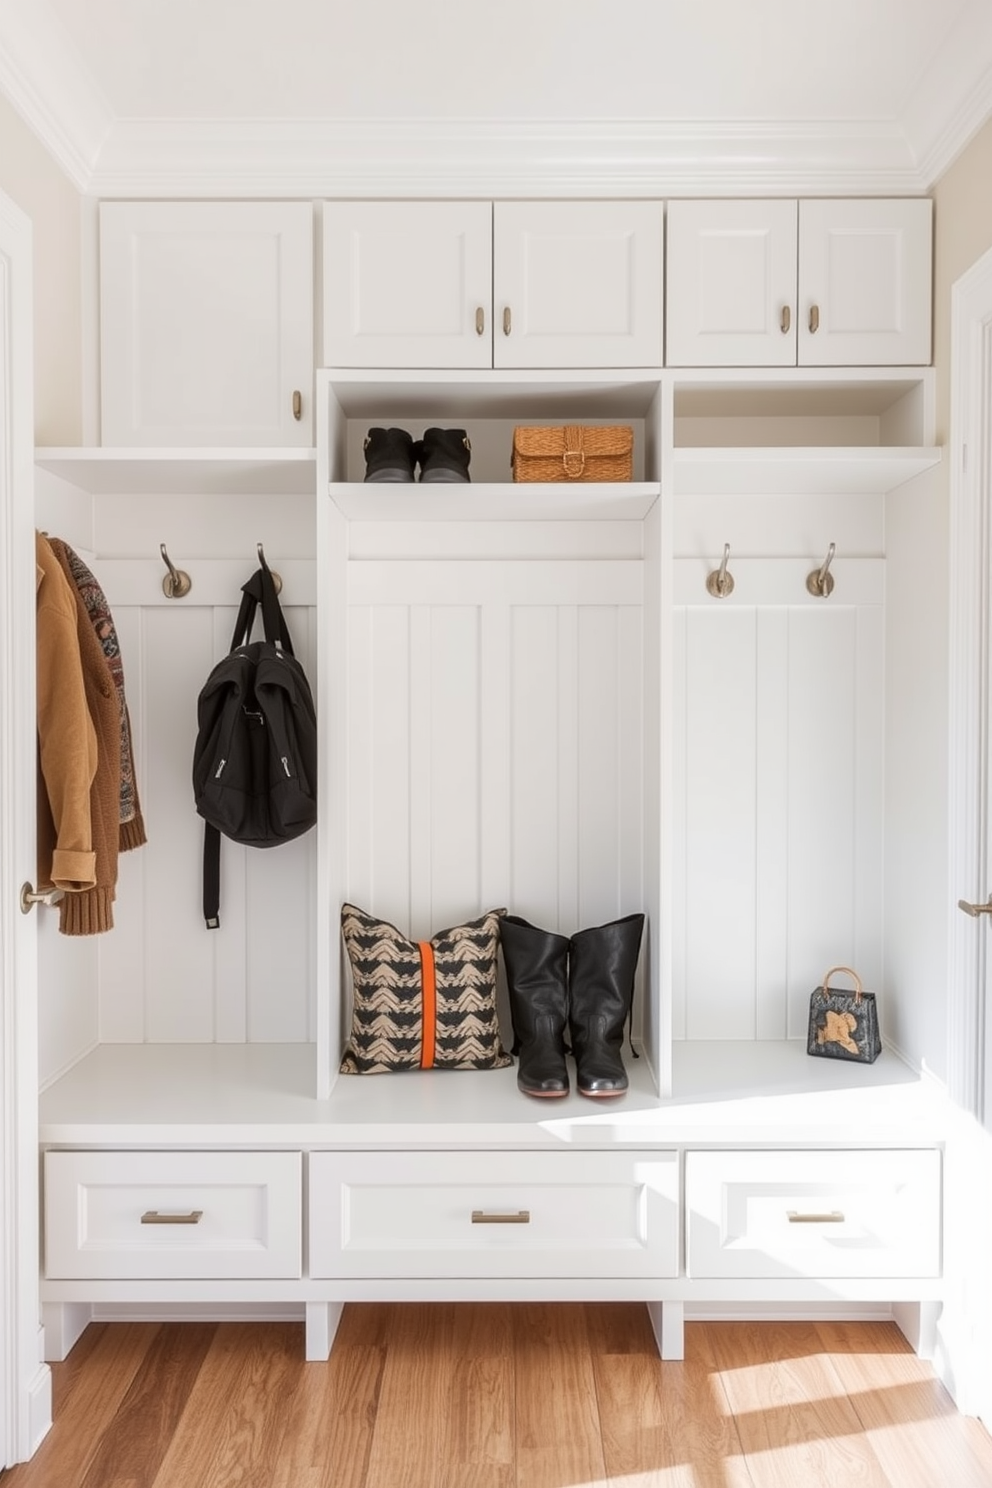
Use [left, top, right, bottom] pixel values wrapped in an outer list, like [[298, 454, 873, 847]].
[[100, 201, 314, 446], [665, 200, 798, 367], [494, 201, 663, 368], [322, 201, 493, 368], [798, 199, 932, 366]]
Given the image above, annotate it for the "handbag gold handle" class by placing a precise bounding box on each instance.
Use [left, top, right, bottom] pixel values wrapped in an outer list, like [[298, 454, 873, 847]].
[[819, 966, 863, 1004]]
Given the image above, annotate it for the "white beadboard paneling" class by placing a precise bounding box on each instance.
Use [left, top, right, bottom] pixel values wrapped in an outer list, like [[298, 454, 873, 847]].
[[672, 608, 688, 1042], [427, 606, 482, 928], [95, 587, 317, 1047], [408, 605, 434, 934], [246, 834, 315, 1043], [556, 607, 580, 931], [141, 606, 218, 1042], [684, 609, 758, 1040], [755, 609, 790, 1039], [786, 607, 860, 1036], [675, 587, 884, 1045], [511, 605, 563, 927], [97, 602, 147, 1043], [344, 565, 646, 951], [479, 605, 512, 911]]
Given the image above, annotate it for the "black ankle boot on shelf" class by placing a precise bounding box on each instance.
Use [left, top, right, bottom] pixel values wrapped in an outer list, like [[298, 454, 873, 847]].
[[363, 427, 418, 482], [567, 912, 645, 1098], [499, 914, 570, 1098], [419, 427, 472, 483]]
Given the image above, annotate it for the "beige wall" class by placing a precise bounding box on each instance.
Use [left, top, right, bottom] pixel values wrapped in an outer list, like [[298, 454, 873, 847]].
[[0, 94, 82, 444], [934, 113, 992, 442]]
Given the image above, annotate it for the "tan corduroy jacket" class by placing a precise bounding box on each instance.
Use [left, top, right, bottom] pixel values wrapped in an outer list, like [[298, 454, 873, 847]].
[[36, 532, 123, 933], [35, 531, 98, 895]]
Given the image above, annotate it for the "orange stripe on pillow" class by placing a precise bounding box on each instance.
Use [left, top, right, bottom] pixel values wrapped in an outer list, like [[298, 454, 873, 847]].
[[417, 940, 436, 1069]]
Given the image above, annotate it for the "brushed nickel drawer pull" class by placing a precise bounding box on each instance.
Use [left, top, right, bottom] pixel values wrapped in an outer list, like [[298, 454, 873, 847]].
[[140, 1210, 204, 1225], [503, 306, 512, 336], [780, 304, 791, 334], [787, 1209, 844, 1224], [471, 1209, 530, 1224], [808, 304, 820, 334], [292, 389, 302, 421], [475, 306, 485, 336]]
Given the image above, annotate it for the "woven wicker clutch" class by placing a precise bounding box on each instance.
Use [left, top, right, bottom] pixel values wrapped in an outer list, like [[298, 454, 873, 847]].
[[511, 425, 633, 483]]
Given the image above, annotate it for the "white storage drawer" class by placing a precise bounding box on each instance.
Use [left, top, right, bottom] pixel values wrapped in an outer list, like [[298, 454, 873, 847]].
[[44, 1151, 302, 1280], [309, 1151, 679, 1280], [686, 1149, 941, 1280]]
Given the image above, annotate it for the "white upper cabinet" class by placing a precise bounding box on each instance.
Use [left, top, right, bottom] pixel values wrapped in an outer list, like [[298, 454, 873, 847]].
[[666, 198, 932, 367], [492, 201, 664, 369], [99, 201, 315, 447], [797, 198, 932, 366], [322, 200, 493, 370], [322, 200, 664, 369]]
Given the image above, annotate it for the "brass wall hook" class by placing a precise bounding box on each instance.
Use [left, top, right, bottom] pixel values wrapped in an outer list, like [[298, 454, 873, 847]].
[[160, 543, 192, 598], [807, 542, 836, 598], [256, 543, 282, 594], [705, 543, 735, 599]]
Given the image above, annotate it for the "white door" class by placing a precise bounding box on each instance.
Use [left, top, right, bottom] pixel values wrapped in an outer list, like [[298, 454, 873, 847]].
[[322, 200, 493, 369], [0, 190, 51, 1464], [99, 201, 315, 446], [494, 200, 664, 368], [798, 199, 932, 366], [947, 241, 992, 1428], [665, 199, 798, 367]]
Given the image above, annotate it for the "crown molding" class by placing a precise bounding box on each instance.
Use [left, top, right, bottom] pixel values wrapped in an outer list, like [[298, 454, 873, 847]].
[[88, 117, 924, 200], [0, 0, 111, 190], [1, 3, 992, 199], [901, 0, 992, 185]]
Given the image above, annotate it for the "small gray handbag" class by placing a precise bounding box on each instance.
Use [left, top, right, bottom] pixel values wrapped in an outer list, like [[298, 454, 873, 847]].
[[806, 965, 882, 1064]]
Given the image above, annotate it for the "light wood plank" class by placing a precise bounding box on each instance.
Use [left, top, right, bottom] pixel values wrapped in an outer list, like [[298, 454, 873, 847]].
[[588, 1305, 753, 1488], [698, 1321, 892, 1488], [80, 1323, 216, 1488], [815, 1320, 992, 1488], [8, 1311, 992, 1488], [512, 1302, 608, 1488], [362, 1304, 460, 1488], [2, 1324, 161, 1488], [149, 1322, 303, 1488], [269, 1305, 389, 1488]]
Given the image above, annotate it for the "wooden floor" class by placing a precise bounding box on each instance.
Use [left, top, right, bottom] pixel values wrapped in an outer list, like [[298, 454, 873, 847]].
[[4, 1306, 992, 1488]]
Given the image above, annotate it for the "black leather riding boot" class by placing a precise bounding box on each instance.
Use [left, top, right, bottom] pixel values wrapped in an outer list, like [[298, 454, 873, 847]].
[[499, 914, 569, 1097], [419, 427, 472, 482], [567, 912, 645, 1097], [363, 427, 418, 482]]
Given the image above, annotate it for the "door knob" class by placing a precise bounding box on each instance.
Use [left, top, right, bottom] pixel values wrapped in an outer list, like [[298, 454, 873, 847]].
[[958, 896, 992, 917], [20, 882, 65, 915]]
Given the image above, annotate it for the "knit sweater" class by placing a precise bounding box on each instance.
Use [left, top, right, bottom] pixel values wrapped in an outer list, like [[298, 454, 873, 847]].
[[35, 532, 98, 895], [46, 538, 122, 935], [57, 540, 147, 851]]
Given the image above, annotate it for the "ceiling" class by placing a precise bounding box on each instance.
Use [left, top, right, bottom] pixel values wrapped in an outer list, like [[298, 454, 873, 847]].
[[1, 0, 991, 196]]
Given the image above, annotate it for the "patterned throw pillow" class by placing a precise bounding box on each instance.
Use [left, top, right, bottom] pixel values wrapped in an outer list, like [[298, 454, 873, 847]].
[[339, 903, 512, 1074]]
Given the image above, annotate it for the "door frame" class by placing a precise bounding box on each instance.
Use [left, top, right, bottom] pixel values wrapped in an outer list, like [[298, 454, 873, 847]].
[[0, 186, 51, 1463], [946, 242, 992, 1427]]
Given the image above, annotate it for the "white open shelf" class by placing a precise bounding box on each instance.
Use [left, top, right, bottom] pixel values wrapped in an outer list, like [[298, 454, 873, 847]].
[[35, 447, 318, 496], [673, 446, 942, 496], [328, 481, 659, 521]]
